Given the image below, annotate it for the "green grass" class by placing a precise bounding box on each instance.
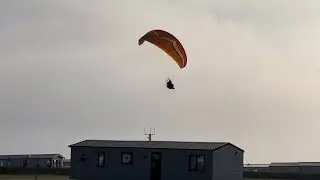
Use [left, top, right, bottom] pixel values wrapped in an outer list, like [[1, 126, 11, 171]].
[[0, 175, 69, 180]]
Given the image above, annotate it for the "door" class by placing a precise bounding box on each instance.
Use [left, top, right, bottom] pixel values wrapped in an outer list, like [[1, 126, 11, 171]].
[[150, 152, 162, 180]]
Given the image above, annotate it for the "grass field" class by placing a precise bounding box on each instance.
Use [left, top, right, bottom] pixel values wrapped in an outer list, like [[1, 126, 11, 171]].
[[0, 175, 294, 180], [0, 175, 69, 180], [0, 176, 290, 180]]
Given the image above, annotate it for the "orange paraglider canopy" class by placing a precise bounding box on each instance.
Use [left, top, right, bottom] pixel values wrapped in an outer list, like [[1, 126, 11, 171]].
[[138, 29, 187, 69]]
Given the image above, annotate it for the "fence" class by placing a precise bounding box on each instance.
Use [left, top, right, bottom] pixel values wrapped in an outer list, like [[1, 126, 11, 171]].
[[0, 175, 69, 180], [0, 168, 68, 175]]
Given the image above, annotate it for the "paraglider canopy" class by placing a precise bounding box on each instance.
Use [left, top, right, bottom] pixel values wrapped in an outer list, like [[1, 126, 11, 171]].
[[138, 29, 187, 69]]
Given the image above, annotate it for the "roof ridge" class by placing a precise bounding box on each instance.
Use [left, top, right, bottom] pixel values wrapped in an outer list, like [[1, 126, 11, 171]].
[[82, 139, 229, 143], [68, 139, 243, 152]]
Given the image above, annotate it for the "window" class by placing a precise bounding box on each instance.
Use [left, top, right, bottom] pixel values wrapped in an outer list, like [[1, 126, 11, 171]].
[[121, 153, 133, 164], [36, 160, 40, 168], [7, 161, 11, 167], [54, 159, 59, 167], [56, 160, 60, 168], [189, 155, 205, 172], [23, 159, 27, 168], [79, 154, 87, 162], [97, 152, 105, 167], [0, 161, 3, 167], [46, 160, 51, 167]]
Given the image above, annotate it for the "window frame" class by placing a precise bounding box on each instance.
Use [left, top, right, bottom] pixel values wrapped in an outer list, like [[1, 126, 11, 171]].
[[97, 151, 106, 167], [121, 152, 133, 165], [189, 155, 205, 172]]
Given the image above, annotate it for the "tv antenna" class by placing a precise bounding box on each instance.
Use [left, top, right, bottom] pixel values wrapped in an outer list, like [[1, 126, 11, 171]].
[[144, 127, 155, 141]]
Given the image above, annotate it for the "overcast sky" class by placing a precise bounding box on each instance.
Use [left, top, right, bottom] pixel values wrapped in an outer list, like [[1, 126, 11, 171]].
[[1, 0, 320, 163]]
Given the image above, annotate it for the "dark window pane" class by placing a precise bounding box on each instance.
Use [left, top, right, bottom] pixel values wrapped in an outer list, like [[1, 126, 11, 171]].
[[46, 160, 51, 167], [197, 156, 205, 172], [97, 152, 105, 167], [121, 153, 133, 164], [23, 160, 27, 168], [189, 155, 197, 170]]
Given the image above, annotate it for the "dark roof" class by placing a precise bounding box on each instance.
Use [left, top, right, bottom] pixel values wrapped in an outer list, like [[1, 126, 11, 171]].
[[0, 154, 64, 160], [69, 140, 243, 151]]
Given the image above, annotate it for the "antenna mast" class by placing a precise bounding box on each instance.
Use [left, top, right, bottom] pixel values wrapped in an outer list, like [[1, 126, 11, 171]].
[[144, 127, 155, 141]]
